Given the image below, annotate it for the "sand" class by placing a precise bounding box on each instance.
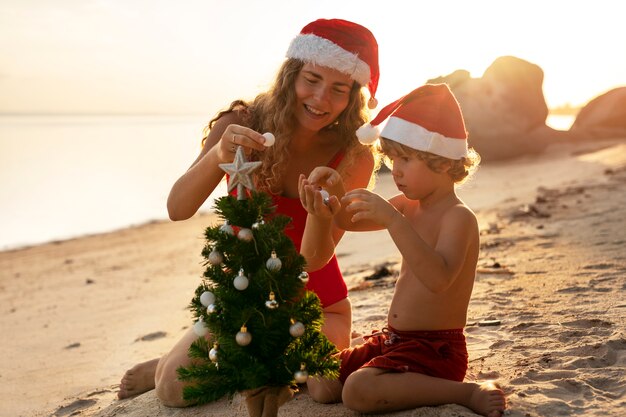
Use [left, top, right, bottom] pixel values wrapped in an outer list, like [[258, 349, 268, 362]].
[[1, 139, 625, 417]]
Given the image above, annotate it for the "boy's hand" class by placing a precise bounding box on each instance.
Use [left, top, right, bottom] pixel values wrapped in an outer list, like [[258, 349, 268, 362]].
[[342, 189, 399, 226], [298, 174, 340, 218], [306, 167, 342, 189]]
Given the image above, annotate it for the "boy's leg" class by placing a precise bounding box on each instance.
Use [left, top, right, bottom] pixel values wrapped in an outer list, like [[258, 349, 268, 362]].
[[342, 367, 505, 417]]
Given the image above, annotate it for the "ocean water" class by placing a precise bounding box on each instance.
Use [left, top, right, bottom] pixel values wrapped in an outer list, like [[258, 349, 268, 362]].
[[0, 114, 575, 251], [0, 115, 225, 251]]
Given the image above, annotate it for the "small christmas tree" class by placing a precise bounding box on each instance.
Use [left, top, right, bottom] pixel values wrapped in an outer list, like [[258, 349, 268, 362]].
[[177, 146, 339, 416]]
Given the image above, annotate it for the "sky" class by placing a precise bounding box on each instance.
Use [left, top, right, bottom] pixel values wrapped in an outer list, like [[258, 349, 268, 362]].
[[1, 0, 625, 116]]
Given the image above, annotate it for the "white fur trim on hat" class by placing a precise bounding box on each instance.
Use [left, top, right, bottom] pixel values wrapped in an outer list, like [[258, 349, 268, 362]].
[[356, 123, 380, 144], [382, 117, 468, 160], [286, 34, 371, 87]]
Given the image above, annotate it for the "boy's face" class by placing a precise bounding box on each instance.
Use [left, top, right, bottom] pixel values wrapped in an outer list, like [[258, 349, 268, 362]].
[[387, 151, 448, 200]]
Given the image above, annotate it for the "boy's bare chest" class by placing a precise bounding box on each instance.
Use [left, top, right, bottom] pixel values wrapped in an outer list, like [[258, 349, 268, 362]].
[[404, 208, 442, 247]]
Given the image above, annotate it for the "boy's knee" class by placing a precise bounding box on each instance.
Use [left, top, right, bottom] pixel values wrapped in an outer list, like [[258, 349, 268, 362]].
[[342, 372, 378, 413]]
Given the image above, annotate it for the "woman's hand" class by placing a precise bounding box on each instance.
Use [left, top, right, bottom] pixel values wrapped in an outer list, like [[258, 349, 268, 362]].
[[217, 124, 268, 162], [298, 174, 341, 218]]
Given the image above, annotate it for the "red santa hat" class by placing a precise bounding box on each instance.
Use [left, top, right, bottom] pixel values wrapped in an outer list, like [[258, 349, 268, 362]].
[[356, 84, 469, 160], [286, 18, 379, 109]]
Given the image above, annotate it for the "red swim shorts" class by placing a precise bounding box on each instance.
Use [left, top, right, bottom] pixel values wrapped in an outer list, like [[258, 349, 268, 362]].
[[338, 326, 468, 384]]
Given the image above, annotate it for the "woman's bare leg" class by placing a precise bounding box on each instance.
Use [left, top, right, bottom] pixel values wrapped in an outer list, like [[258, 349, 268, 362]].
[[153, 327, 206, 407], [118, 358, 159, 399], [119, 298, 352, 403], [307, 297, 351, 403], [319, 297, 352, 350], [118, 327, 201, 405]]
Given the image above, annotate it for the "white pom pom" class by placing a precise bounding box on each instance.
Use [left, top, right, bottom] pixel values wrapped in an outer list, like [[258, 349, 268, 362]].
[[356, 123, 380, 145], [262, 132, 275, 147], [368, 97, 378, 109]]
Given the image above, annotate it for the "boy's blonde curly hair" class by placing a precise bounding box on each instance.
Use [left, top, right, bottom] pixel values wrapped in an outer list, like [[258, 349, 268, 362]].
[[379, 138, 480, 184]]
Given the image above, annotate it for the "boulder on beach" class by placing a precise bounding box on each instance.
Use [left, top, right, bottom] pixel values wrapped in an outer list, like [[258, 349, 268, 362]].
[[570, 86, 626, 139], [429, 56, 568, 161]]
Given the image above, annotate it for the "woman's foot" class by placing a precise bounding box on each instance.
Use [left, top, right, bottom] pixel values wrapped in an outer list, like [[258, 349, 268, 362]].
[[468, 381, 506, 417], [117, 358, 159, 399]]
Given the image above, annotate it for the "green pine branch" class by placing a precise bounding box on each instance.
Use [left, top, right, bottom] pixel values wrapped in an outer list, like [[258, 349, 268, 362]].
[[180, 191, 340, 404]]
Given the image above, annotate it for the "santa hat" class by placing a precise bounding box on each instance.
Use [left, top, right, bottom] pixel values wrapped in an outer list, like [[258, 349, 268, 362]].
[[356, 84, 468, 160], [286, 18, 379, 109]]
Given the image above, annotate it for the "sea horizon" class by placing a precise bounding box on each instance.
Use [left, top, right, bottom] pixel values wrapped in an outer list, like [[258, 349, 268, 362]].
[[0, 113, 575, 251]]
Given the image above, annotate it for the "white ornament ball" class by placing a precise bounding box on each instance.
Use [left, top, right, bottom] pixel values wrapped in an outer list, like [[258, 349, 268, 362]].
[[266, 251, 282, 272], [319, 189, 330, 205], [233, 270, 249, 291], [289, 321, 305, 337], [238, 228, 254, 242], [206, 303, 217, 314], [236, 326, 252, 346], [262, 132, 275, 147], [209, 344, 219, 363], [294, 369, 309, 384], [220, 222, 234, 235], [208, 249, 223, 265], [193, 319, 209, 337], [299, 271, 309, 283], [265, 291, 279, 310], [200, 291, 216, 307]]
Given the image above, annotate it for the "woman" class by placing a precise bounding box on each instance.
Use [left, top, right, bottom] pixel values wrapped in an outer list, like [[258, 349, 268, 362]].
[[118, 18, 381, 406]]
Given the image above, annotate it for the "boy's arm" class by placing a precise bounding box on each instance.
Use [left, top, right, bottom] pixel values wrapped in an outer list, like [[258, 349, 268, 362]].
[[387, 205, 478, 293]]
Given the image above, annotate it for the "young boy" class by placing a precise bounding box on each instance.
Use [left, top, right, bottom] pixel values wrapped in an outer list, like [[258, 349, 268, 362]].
[[298, 84, 506, 417]]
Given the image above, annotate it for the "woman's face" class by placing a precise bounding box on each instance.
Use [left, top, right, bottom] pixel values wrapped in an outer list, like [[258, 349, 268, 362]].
[[293, 63, 354, 132]]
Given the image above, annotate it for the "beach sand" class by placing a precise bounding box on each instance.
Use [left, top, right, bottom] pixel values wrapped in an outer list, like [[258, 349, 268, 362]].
[[1, 139, 625, 417]]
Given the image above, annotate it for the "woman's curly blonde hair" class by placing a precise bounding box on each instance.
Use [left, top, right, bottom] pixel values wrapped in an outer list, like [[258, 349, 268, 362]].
[[379, 138, 481, 184], [203, 58, 380, 194]]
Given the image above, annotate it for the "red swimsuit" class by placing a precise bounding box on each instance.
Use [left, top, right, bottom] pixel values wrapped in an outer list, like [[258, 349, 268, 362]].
[[230, 151, 348, 308], [270, 151, 348, 307]]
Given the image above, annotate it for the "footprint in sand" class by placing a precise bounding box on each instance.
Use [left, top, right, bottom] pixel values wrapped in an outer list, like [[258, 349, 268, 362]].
[[52, 398, 97, 416], [134, 331, 167, 342], [563, 336, 625, 368], [583, 262, 617, 270], [561, 318, 613, 329]]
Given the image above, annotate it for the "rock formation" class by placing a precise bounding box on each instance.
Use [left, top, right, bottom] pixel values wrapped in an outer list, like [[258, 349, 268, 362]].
[[571, 87, 626, 139], [428, 56, 569, 161]]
